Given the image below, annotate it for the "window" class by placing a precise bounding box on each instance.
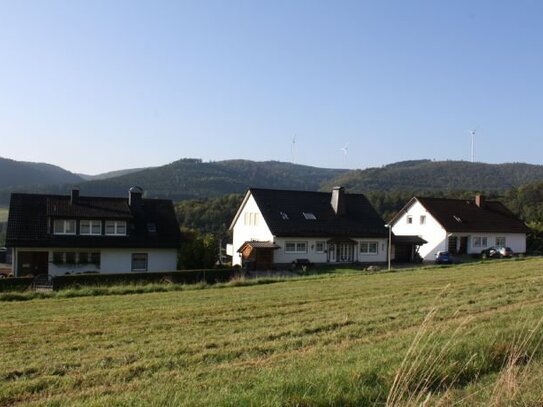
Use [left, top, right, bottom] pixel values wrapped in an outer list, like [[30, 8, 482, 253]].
[[53, 252, 64, 264], [285, 241, 307, 253], [243, 212, 259, 226], [105, 221, 127, 236], [52, 252, 100, 266], [407, 215, 413, 224], [53, 219, 76, 235], [147, 223, 157, 233], [360, 242, 378, 254], [80, 220, 102, 235], [65, 252, 76, 264], [496, 236, 506, 246], [132, 253, 148, 271], [473, 237, 488, 249], [420, 215, 426, 225], [303, 212, 317, 220], [315, 241, 325, 253]]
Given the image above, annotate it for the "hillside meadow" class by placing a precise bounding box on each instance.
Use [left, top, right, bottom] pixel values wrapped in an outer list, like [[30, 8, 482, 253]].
[[2, 259, 543, 405]]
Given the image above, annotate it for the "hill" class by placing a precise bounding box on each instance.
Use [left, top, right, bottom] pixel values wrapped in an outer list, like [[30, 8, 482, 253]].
[[77, 167, 151, 181], [0, 157, 83, 189], [323, 160, 543, 193], [77, 158, 348, 200]]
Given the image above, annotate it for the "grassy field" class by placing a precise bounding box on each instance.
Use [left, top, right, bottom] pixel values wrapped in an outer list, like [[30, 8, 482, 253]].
[[2, 259, 543, 405]]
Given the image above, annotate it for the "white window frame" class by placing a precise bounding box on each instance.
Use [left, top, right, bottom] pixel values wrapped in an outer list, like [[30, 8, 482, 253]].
[[473, 236, 488, 249], [105, 221, 127, 236], [243, 212, 260, 226], [285, 241, 308, 253], [53, 219, 76, 235], [496, 236, 506, 246], [315, 241, 326, 253], [420, 215, 426, 225], [360, 241, 378, 255], [407, 215, 413, 224], [131, 253, 148, 271], [80, 220, 102, 235]]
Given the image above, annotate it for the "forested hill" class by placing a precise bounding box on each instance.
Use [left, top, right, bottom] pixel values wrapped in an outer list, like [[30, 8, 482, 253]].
[[0, 157, 83, 189], [322, 160, 543, 193], [77, 159, 348, 200]]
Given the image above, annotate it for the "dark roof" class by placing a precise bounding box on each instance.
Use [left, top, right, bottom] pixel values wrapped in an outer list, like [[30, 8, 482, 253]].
[[392, 235, 427, 245], [409, 197, 529, 233], [244, 188, 387, 238], [6, 192, 181, 249], [237, 241, 281, 252]]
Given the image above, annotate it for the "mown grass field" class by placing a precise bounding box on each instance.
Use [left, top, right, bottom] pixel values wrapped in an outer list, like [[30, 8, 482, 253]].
[[2, 259, 543, 405]]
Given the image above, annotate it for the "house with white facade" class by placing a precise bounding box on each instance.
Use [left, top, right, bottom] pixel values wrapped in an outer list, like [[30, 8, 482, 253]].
[[390, 194, 529, 261], [229, 187, 391, 269], [5, 187, 181, 277]]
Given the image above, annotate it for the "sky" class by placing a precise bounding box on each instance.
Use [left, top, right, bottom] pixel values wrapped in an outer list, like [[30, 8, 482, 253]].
[[1, 1, 543, 174]]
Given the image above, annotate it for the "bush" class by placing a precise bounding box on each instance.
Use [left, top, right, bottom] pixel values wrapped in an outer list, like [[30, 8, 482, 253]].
[[0, 277, 33, 292], [52, 269, 243, 290]]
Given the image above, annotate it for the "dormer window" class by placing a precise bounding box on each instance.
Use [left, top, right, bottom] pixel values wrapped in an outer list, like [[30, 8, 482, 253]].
[[53, 219, 76, 235], [105, 220, 127, 236], [303, 212, 317, 220], [80, 220, 102, 235]]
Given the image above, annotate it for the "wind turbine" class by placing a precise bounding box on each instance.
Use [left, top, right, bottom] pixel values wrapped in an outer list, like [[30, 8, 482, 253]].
[[291, 135, 296, 163], [340, 143, 349, 161], [470, 128, 478, 163]]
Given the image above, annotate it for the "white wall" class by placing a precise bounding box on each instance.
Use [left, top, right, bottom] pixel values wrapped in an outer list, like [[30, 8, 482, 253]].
[[392, 200, 448, 261], [13, 247, 178, 276], [273, 237, 388, 264], [231, 194, 274, 266], [466, 233, 526, 255]]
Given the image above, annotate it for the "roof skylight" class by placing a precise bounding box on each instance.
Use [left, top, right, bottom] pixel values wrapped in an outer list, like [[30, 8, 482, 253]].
[[303, 212, 317, 220], [280, 211, 289, 220]]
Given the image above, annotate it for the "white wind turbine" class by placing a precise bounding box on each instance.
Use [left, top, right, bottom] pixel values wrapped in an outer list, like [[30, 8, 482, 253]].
[[291, 135, 296, 163], [470, 128, 478, 163], [340, 143, 349, 161]]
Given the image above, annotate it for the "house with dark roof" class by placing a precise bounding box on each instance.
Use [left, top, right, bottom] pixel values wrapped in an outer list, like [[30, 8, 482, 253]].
[[6, 187, 181, 277], [389, 195, 529, 261], [229, 187, 392, 269]]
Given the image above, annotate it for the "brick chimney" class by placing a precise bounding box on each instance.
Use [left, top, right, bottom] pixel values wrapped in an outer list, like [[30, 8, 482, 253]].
[[129, 186, 143, 210], [475, 194, 486, 208], [331, 186, 346, 215], [70, 187, 80, 205]]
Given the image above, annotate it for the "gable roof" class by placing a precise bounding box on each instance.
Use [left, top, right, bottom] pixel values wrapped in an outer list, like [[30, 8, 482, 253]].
[[6, 192, 181, 249], [233, 188, 387, 238], [392, 196, 529, 234]]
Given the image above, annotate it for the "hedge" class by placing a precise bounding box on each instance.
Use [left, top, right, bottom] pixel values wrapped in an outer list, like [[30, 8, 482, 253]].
[[51, 268, 243, 290], [0, 277, 33, 292]]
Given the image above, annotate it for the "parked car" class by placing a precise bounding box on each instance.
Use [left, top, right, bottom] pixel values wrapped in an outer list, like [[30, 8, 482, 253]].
[[435, 251, 454, 264], [481, 246, 514, 259]]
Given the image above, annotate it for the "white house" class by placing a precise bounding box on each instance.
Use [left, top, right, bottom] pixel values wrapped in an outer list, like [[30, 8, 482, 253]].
[[390, 195, 529, 261], [229, 187, 392, 269], [5, 187, 181, 277]]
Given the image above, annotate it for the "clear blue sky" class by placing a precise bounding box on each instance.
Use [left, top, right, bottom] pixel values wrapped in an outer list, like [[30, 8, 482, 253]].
[[1, 1, 542, 174]]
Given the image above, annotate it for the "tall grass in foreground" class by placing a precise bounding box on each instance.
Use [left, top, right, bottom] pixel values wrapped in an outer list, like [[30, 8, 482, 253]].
[[387, 287, 543, 406]]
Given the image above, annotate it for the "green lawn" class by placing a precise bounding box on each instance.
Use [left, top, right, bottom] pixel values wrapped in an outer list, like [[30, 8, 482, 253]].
[[2, 259, 543, 405]]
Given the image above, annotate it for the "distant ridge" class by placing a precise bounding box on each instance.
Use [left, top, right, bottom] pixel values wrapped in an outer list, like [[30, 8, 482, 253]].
[[2, 157, 543, 206], [0, 157, 83, 189], [77, 167, 151, 181]]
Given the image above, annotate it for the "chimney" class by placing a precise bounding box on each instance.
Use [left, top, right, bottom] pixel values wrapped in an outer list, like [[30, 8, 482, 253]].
[[129, 186, 143, 210], [70, 187, 80, 205], [331, 186, 346, 215], [475, 194, 486, 208]]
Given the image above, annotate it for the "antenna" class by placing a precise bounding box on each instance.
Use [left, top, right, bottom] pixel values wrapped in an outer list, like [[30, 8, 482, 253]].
[[340, 143, 349, 160], [291, 134, 296, 163], [470, 128, 477, 163]]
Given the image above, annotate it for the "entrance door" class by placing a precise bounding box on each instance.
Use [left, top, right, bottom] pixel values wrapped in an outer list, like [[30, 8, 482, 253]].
[[448, 236, 458, 254], [336, 243, 354, 263], [18, 252, 48, 276], [328, 244, 336, 262], [459, 237, 468, 254]]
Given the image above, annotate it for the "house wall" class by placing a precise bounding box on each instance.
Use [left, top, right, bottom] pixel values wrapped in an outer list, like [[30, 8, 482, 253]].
[[464, 233, 526, 255], [273, 237, 388, 265], [392, 201, 448, 261], [231, 194, 274, 266], [12, 247, 177, 276]]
